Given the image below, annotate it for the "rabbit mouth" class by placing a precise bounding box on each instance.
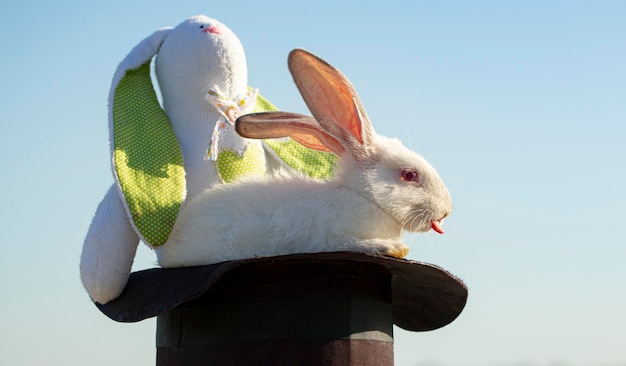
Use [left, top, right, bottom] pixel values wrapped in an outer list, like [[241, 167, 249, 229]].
[[400, 210, 446, 234], [431, 219, 445, 234]]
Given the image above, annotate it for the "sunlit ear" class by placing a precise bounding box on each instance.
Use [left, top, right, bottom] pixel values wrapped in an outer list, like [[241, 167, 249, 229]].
[[110, 28, 172, 91], [287, 49, 375, 150], [109, 27, 187, 247], [236, 112, 346, 155], [110, 28, 173, 135], [289, 133, 332, 152]]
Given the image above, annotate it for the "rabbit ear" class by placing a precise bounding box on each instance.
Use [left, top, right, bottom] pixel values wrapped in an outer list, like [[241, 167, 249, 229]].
[[109, 28, 172, 92], [109, 27, 187, 247], [288, 49, 375, 160], [236, 111, 346, 155]]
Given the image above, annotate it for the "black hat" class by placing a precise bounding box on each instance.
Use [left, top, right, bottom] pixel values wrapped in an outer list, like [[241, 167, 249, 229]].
[[96, 252, 467, 332]]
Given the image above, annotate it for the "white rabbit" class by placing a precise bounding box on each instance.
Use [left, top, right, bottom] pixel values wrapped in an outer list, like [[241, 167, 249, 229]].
[[157, 49, 452, 267]]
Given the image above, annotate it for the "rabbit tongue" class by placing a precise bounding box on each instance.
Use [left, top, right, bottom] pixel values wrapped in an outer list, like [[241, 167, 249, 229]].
[[431, 220, 445, 234]]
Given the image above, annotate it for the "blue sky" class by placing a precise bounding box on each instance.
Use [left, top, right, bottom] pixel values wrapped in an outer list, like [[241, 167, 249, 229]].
[[1, 1, 624, 365]]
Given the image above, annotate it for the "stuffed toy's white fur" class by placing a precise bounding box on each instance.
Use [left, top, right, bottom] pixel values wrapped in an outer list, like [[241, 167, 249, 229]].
[[80, 16, 261, 304]]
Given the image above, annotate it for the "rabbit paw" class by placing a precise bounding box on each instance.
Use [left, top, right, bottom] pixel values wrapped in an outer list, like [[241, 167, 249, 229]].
[[383, 242, 410, 259], [346, 239, 409, 259]]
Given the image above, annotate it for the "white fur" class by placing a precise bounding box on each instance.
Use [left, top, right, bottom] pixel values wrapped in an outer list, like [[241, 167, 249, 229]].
[[158, 135, 451, 267], [80, 186, 139, 301], [80, 16, 254, 304], [155, 16, 250, 199], [157, 49, 452, 268]]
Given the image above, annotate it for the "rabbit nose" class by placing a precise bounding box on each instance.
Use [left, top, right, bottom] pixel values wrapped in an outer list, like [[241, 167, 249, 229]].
[[203, 25, 221, 34]]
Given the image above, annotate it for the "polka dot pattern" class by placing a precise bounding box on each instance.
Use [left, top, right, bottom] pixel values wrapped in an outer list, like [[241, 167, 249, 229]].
[[112, 61, 185, 247], [264, 139, 337, 179], [217, 142, 267, 183], [111, 64, 336, 247], [255, 94, 337, 179]]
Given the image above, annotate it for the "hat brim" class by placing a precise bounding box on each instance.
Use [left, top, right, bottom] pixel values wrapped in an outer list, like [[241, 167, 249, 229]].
[[95, 252, 467, 332]]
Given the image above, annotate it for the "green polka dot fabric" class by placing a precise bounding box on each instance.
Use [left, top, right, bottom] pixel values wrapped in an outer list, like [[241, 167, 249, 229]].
[[264, 139, 337, 179], [112, 70, 337, 247], [112, 61, 185, 247], [206, 86, 268, 182], [255, 94, 338, 179], [217, 143, 267, 183]]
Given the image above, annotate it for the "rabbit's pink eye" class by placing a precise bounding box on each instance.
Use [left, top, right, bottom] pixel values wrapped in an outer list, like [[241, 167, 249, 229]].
[[401, 169, 419, 182]]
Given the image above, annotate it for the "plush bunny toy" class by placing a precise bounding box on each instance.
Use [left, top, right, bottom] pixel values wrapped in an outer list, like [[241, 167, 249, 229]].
[[80, 16, 336, 304], [157, 49, 452, 268]]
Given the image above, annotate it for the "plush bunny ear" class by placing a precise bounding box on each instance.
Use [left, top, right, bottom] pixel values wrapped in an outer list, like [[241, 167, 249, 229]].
[[287, 49, 375, 160], [236, 111, 346, 155], [109, 28, 172, 90], [109, 27, 186, 247]]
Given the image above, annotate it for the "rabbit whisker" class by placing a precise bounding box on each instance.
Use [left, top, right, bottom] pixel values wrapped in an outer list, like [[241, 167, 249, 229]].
[[401, 207, 428, 232]]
